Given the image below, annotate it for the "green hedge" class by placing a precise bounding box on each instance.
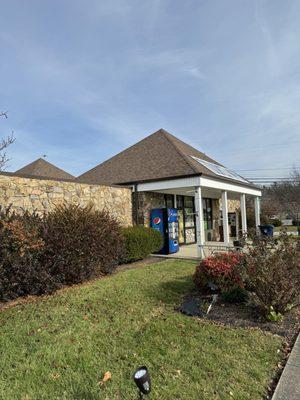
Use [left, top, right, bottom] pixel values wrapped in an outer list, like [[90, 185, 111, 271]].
[[121, 225, 163, 263], [271, 218, 281, 227]]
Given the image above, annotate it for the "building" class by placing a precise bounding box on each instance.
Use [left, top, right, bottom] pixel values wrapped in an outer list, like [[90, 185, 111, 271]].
[[16, 158, 75, 180], [78, 129, 262, 257]]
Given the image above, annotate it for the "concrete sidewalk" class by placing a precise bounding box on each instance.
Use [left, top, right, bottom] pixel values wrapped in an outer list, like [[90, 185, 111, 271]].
[[151, 242, 235, 261], [272, 333, 300, 400]]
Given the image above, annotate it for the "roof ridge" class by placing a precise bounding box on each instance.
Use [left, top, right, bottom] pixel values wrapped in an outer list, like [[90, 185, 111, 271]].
[[161, 130, 200, 174]]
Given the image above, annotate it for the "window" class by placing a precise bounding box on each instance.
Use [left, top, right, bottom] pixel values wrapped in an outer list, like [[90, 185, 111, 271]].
[[184, 208, 194, 227], [190, 156, 249, 183], [184, 197, 194, 208], [164, 194, 174, 208], [176, 195, 196, 244], [203, 198, 213, 230], [176, 195, 184, 208]]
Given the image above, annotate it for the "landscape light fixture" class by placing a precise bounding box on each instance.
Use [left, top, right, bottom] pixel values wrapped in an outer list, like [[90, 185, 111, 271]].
[[133, 366, 151, 398]]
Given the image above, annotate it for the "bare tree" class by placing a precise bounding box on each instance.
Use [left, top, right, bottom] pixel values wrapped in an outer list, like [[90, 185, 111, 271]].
[[0, 111, 15, 170], [268, 168, 300, 233], [0, 111, 8, 119]]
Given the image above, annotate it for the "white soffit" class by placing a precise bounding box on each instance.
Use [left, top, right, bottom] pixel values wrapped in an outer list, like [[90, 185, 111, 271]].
[[199, 176, 262, 196], [137, 176, 262, 196]]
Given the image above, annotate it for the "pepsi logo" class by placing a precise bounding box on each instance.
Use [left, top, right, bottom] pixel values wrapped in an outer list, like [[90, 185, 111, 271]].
[[153, 217, 161, 225]]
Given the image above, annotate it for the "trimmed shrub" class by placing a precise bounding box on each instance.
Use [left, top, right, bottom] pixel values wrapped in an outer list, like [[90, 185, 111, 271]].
[[194, 252, 245, 297], [0, 204, 124, 301], [42, 204, 124, 284], [244, 235, 300, 320], [270, 218, 281, 227], [121, 225, 163, 263], [0, 207, 57, 301]]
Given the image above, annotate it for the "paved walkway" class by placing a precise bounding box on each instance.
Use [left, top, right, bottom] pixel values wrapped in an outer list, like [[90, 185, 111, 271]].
[[152, 243, 199, 260], [272, 333, 300, 400], [152, 242, 235, 260]]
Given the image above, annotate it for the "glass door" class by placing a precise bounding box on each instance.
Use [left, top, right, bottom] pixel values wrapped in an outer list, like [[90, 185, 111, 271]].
[[184, 196, 196, 243], [177, 209, 185, 244], [163, 194, 197, 245], [202, 198, 213, 241]]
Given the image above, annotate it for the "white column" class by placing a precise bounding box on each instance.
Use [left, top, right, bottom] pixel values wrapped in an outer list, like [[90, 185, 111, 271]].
[[221, 190, 230, 245], [254, 196, 261, 233], [240, 194, 247, 236], [174, 194, 177, 208], [195, 186, 205, 258]]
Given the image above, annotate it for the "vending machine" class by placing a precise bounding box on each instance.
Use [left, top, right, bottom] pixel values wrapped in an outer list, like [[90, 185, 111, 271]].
[[150, 208, 179, 254]]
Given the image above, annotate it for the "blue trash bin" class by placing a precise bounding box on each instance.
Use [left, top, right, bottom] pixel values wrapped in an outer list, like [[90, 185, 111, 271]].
[[259, 224, 274, 237]]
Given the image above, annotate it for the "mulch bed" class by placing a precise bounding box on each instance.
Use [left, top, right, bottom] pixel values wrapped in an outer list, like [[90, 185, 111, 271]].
[[207, 302, 300, 343], [179, 291, 300, 343]]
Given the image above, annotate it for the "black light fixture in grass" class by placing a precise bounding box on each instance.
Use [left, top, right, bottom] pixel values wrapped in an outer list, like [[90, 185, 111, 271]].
[[133, 366, 151, 398]]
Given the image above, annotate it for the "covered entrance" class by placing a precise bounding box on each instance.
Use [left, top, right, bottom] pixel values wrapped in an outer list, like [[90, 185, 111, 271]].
[[164, 194, 213, 245], [135, 175, 262, 259]]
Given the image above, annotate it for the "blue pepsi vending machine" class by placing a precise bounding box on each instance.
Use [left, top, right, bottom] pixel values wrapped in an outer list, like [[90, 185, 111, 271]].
[[150, 208, 179, 254]]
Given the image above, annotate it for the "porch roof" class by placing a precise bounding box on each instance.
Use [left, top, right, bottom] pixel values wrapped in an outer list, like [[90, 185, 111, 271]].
[[136, 175, 262, 197]]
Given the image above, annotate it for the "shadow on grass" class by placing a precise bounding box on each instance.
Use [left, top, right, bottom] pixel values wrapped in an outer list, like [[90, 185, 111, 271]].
[[147, 275, 194, 305], [70, 390, 97, 400]]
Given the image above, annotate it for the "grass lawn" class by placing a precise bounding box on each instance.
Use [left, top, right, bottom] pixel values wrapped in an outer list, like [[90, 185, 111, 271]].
[[274, 225, 298, 232], [0, 260, 283, 400]]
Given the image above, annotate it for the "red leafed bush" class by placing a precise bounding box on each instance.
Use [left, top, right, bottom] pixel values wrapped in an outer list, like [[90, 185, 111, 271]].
[[194, 252, 245, 295]]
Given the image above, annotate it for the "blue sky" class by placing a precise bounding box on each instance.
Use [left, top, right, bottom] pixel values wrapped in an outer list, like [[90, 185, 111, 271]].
[[1, 0, 300, 179]]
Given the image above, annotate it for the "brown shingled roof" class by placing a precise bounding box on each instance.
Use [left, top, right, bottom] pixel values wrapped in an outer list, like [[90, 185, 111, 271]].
[[77, 129, 255, 188], [15, 158, 74, 180]]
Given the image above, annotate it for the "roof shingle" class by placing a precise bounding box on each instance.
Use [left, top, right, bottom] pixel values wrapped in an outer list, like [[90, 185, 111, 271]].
[[15, 158, 74, 180], [77, 129, 255, 188]]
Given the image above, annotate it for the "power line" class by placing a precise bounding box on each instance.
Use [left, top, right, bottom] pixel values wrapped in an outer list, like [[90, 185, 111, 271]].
[[245, 177, 294, 180], [237, 166, 300, 172], [248, 177, 300, 180], [247, 179, 300, 183]]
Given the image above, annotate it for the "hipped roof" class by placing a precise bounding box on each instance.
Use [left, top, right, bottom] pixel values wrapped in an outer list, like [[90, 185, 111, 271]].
[[15, 158, 74, 180], [77, 129, 255, 188]]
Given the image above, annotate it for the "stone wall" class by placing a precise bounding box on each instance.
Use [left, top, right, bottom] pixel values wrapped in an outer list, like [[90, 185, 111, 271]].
[[227, 199, 240, 213], [0, 173, 132, 226], [134, 191, 165, 225]]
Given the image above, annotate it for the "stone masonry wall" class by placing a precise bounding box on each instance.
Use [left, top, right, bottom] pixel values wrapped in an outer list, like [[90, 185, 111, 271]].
[[0, 173, 132, 226], [134, 191, 165, 225], [227, 199, 240, 213]]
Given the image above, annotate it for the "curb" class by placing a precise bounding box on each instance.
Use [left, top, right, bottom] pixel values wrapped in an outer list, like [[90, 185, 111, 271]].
[[272, 332, 300, 400]]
